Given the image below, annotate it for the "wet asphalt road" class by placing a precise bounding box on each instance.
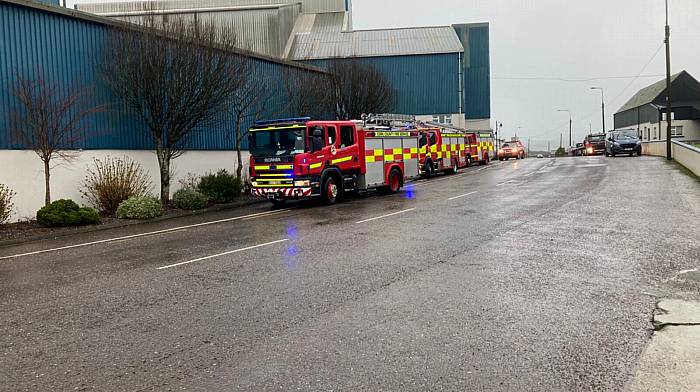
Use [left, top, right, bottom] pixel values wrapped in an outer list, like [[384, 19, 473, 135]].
[[1, 156, 699, 391]]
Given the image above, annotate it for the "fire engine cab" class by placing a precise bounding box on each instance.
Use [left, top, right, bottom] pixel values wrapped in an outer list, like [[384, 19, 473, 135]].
[[248, 117, 421, 206]]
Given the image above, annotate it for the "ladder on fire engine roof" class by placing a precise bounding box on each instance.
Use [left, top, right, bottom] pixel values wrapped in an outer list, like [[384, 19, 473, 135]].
[[361, 113, 416, 128]]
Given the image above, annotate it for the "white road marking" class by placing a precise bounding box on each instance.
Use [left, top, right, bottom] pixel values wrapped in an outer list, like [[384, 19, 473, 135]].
[[0, 209, 293, 261], [524, 171, 538, 177], [448, 191, 478, 201], [355, 208, 416, 224], [496, 180, 516, 187], [679, 268, 698, 275], [157, 239, 289, 270], [576, 164, 608, 168]]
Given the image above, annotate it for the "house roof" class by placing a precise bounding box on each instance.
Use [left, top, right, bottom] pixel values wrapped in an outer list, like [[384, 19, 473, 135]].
[[616, 71, 694, 113]]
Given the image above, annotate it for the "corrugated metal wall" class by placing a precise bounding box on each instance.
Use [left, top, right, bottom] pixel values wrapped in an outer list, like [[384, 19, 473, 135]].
[[110, 4, 301, 57], [0, 0, 329, 150], [76, 0, 348, 15], [453, 24, 490, 120], [310, 53, 461, 116]]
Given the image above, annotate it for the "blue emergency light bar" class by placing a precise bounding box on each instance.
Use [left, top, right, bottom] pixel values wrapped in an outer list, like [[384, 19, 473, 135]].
[[254, 117, 311, 126]]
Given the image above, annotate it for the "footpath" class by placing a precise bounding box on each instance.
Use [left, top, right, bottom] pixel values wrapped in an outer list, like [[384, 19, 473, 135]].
[[628, 295, 700, 391]]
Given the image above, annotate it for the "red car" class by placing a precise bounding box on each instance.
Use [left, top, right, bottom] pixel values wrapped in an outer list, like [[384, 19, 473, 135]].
[[498, 142, 525, 160]]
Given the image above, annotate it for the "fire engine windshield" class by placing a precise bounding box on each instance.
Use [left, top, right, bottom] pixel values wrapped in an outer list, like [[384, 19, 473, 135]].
[[249, 127, 305, 156]]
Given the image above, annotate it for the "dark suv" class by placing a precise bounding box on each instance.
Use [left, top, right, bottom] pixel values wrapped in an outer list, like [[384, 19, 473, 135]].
[[605, 130, 642, 157]]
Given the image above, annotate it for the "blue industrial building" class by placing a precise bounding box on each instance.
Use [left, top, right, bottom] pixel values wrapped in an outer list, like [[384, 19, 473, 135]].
[[0, 0, 329, 150], [1, 0, 491, 150], [77, 0, 492, 129]]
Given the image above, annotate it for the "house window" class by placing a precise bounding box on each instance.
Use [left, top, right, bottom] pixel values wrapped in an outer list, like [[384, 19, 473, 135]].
[[671, 126, 683, 137]]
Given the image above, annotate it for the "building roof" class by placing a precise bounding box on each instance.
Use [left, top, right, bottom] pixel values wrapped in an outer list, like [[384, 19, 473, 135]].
[[75, 0, 349, 14], [617, 71, 686, 113], [2, 0, 326, 72], [288, 25, 464, 60]]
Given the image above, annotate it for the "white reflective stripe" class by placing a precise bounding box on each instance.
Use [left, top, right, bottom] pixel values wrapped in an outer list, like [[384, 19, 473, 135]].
[[157, 239, 289, 270]]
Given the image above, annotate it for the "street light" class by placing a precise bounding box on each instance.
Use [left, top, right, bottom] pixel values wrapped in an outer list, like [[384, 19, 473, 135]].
[[557, 109, 572, 147], [590, 87, 606, 133]]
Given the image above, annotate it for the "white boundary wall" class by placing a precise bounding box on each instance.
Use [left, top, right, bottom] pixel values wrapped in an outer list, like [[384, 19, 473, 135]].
[[642, 140, 700, 178], [0, 150, 250, 221], [672, 140, 700, 178]]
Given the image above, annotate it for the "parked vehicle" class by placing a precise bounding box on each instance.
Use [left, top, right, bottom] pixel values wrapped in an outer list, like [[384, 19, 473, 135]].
[[583, 133, 606, 156], [498, 142, 524, 160], [248, 117, 421, 205], [537, 154, 544, 158], [605, 130, 642, 157], [417, 127, 461, 176], [471, 131, 495, 165]]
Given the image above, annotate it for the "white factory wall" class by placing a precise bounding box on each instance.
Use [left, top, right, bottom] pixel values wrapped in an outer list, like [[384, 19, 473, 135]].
[[0, 150, 250, 222]]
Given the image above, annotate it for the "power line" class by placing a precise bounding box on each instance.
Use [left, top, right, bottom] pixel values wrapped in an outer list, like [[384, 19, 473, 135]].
[[537, 43, 665, 137], [492, 74, 664, 82]]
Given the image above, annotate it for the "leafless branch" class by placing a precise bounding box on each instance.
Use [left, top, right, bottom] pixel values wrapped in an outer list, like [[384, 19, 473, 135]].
[[10, 74, 103, 206]]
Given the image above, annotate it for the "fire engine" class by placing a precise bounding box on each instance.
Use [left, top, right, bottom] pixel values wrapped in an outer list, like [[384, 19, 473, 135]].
[[466, 131, 495, 165], [416, 123, 495, 175], [248, 117, 421, 206], [417, 126, 462, 177]]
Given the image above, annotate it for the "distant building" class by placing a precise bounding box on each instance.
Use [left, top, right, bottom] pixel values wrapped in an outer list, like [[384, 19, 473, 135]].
[[76, 0, 491, 125], [614, 71, 700, 142]]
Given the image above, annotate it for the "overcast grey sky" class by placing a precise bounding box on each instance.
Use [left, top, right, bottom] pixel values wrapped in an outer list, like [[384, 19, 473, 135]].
[[352, 0, 700, 146], [70, 0, 700, 147]]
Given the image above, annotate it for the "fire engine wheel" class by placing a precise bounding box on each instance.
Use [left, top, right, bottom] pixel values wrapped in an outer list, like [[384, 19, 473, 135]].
[[423, 161, 434, 178], [388, 169, 401, 193], [321, 176, 339, 204], [451, 162, 459, 174]]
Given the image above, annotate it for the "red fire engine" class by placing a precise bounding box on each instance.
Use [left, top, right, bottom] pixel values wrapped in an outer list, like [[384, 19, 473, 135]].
[[248, 117, 421, 206], [418, 127, 462, 176]]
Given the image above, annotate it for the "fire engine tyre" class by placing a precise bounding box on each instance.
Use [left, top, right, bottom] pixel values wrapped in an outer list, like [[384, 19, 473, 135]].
[[387, 169, 401, 194], [423, 161, 434, 178], [451, 162, 459, 174], [321, 175, 339, 205]]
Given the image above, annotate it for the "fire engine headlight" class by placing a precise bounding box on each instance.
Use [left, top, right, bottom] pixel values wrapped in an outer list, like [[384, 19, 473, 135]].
[[498, 149, 504, 154], [251, 181, 258, 187], [586, 147, 593, 153], [294, 180, 311, 187]]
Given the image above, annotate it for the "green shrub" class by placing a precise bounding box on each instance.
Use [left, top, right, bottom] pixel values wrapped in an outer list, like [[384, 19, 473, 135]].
[[555, 147, 567, 157], [80, 156, 152, 215], [172, 189, 209, 211], [0, 184, 16, 224], [116, 196, 164, 220], [197, 170, 242, 204], [36, 199, 101, 227]]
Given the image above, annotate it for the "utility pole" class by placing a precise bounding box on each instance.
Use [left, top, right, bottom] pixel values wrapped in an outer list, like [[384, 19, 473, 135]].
[[547, 141, 550, 154], [590, 87, 605, 133], [560, 133, 563, 149], [665, 0, 673, 160], [557, 109, 572, 147], [527, 138, 531, 157]]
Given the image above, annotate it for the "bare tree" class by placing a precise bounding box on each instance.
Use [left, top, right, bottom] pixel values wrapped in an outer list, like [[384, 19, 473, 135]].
[[100, 17, 247, 202], [328, 59, 395, 119], [282, 67, 335, 119], [228, 60, 275, 181], [10, 74, 102, 206]]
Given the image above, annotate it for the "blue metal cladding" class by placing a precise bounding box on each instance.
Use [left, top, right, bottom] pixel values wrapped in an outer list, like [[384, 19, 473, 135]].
[[308, 53, 461, 116], [0, 1, 328, 150], [453, 24, 490, 119]]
